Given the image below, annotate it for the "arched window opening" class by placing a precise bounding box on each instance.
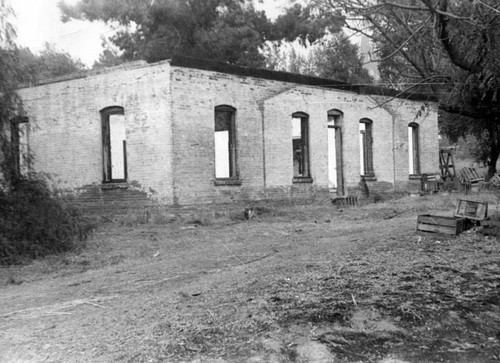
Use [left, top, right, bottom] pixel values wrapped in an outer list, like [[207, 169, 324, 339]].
[[327, 109, 343, 193], [359, 118, 374, 176], [214, 105, 238, 179], [292, 112, 311, 180], [408, 122, 421, 175], [101, 106, 127, 182], [10, 116, 29, 179]]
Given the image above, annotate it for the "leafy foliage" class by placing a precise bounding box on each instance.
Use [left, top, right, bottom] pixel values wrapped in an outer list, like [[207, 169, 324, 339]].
[[0, 1, 24, 188], [270, 3, 342, 43], [0, 177, 95, 265], [92, 37, 127, 69], [58, 0, 342, 67], [311, 0, 500, 177], [0, 2, 94, 265], [263, 32, 372, 84], [15, 43, 86, 84], [311, 33, 372, 83]]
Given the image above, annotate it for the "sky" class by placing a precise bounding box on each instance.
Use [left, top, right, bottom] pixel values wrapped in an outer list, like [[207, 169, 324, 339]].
[[9, 0, 289, 67], [10, 0, 111, 66]]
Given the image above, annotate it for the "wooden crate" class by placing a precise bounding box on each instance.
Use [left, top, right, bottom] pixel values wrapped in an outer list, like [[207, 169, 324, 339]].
[[480, 219, 500, 237], [417, 215, 470, 238], [454, 199, 488, 220]]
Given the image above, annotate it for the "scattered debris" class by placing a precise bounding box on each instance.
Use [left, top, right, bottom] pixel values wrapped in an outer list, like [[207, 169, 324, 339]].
[[332, 196, 359, 207], [417, 199, 488, 238], [479, 216, 500, 237]]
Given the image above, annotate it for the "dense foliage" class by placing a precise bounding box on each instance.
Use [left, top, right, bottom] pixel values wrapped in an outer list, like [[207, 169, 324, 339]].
[[15, 43, 86, 85], [310, 0, 500, 177], [263, 32, 372, 84], [0, 0, 23, 188], [58, 0, 342, 67], [0, 178, 94, 265], [0, 1, 93, 265]]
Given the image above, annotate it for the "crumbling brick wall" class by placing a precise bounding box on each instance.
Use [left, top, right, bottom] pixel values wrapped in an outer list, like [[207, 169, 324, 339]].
[[18, 61, 175, 209], [17, 59, 438, 209]]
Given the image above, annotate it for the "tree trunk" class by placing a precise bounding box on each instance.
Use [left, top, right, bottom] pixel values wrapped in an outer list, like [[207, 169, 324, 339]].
[[486, 141, 499, 180]]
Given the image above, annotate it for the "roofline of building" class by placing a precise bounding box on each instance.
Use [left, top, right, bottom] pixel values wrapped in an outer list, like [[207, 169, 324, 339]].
[[169, 55, 437, 103], [16, 60, 154, 89], [18, 55, 437, 103]]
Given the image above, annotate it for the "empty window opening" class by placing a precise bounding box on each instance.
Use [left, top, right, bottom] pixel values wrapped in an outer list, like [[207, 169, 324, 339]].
[[359, 118, 374, 176], [101, 107, 127, 182], [214, 105, 237, 179], [292, 112, 310, 179], [10, 116, 29, 178], [327, 109, 343, 193], [408, 122, 421, 175]]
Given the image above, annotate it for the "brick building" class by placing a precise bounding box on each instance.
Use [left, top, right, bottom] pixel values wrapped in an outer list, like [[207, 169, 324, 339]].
[[16, 56, 438, 209]]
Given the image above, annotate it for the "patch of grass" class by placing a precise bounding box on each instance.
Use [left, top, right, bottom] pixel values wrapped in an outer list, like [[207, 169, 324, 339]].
[[117, 207, 178, 226], [118, 208, 152, 226]]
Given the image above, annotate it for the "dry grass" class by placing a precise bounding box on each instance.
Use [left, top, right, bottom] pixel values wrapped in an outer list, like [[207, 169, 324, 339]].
[[1, 191, 500, 362]]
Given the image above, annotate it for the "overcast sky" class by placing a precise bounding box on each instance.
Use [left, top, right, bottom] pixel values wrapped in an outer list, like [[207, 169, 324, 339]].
[[9, 0, 289, 67]]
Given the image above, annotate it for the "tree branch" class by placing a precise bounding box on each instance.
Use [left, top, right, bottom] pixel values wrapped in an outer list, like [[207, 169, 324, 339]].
[[364, 14, 430, 79], [362, 1, 474, 22], [422, 0, 482, 73]]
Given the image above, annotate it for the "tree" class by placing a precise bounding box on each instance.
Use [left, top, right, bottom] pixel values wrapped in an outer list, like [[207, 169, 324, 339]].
[[59, 0, 268, 65], [311, 0, 500, 178], [58, 0, 341, 67], [261, 39, 317, 76], [310, 33, 372, 84], [0, 0, 24, 188], [0, 2, 93, 264], [270, 3, 342, 43], [15, 43, 86, 85], [262, 32, 373, 84], [91, 36, 126, 69]]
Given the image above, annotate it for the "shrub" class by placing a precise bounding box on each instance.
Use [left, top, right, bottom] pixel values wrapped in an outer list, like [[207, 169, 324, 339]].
[[0, 177, 95, 265]]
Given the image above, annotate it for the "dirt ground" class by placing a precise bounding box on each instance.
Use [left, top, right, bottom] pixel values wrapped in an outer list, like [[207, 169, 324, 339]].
[[1, 193, 499, 363]]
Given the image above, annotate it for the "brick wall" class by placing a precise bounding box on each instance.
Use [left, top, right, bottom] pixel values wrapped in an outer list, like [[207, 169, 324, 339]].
[[169, 65, 438, 204], [17, 60, 439, 209], [18, 61, 175, 209], [263, 88, 398, 193], [169, 67, 293, 205]]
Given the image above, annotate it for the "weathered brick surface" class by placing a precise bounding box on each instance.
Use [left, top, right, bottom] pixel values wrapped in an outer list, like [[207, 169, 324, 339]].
[[17, 60, 438, 209], [18, 61, 174, 208]]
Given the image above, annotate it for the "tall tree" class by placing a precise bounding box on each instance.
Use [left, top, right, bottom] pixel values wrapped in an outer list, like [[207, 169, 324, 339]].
[[310, 33, 373, 83], [262, 32, 372, 84], [58, 0, 341, 67], [59, 0, 268, 65], [311, 0, 500, 178], [15, 43, 86, 85], [0, 0, 25, 188]]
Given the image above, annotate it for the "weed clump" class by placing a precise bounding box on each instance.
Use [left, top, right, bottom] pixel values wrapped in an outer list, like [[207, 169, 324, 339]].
[[0, 178, 94, 265]]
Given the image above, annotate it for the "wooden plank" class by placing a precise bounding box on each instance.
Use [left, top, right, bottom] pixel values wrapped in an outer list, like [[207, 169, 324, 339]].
[[418, 231, 455, 239], [481, 220, 500, 227], [418, 215, 460, 227], [460, 167, 484, 184], [417, 223, 457, 235], [454, 200, 488, 220]]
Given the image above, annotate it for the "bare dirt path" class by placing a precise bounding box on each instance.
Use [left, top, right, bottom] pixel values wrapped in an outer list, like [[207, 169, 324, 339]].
[[1, 195, 499, 362]]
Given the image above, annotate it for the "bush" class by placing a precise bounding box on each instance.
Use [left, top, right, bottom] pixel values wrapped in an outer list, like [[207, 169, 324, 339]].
[[0, 177, 95, 265]]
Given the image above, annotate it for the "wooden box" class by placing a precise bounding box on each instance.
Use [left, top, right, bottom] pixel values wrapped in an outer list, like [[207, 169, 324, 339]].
[[417, 199, 488, 238], [417, 215, 470, 238], [480, 219, 500, 237], [454, 199, 488, 220]]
